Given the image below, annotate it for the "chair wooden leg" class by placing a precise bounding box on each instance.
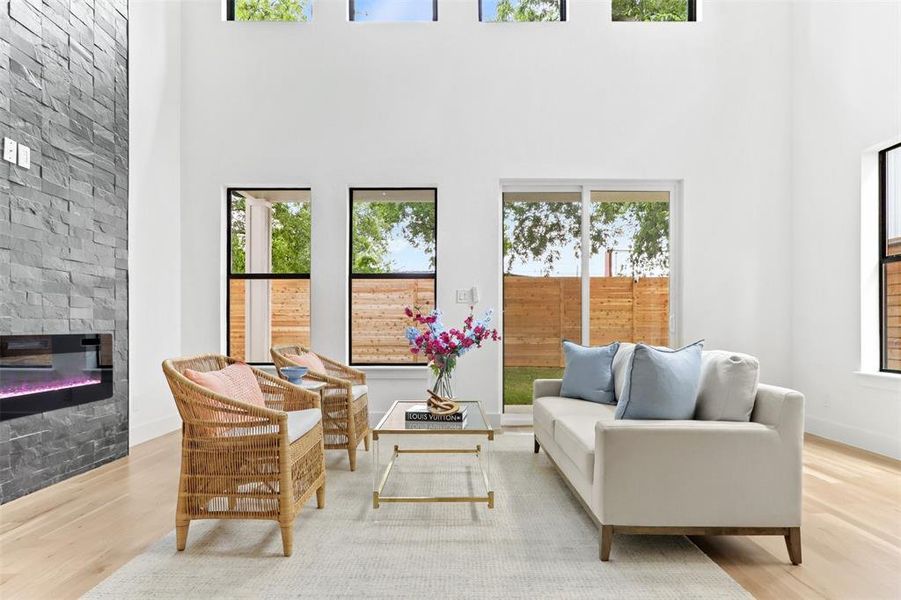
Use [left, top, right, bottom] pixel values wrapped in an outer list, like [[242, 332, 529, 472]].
[[348, 447, 357, 471], [363, 432, 371, 451], [280, 524, 294, 557], [534, 437, 540, 454], [785, 527, 802, 565], [316, 483, 326, 509], [176, 521, 190, 551], [599, 525, 613, 561]]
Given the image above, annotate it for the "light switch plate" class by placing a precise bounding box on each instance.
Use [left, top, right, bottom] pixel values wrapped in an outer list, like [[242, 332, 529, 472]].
[[456, 289, 470, 304], [17, 145, 30, 169], [3, 138, 16, 163]]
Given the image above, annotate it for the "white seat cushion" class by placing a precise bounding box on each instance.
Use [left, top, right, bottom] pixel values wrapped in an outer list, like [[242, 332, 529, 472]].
[[533, 396, 614, 436], [352, 384, 368, 400], [552, 407, 616, 482], [226, 408, 321, 443]]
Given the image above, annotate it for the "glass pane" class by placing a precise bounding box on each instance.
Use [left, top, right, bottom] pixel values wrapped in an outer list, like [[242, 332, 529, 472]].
[[590, 191, 670, 347], [350, 278, 434, 364], [228, 279, 311, 363], [884, 262, 901, 371], [885, 146, 901, 257], [612, 0, 690, 22], [351, 0, 435, 21], [230, 189, 311, 274], [351, 189, 436, 274], [502, 193, 581, 406], [481, 0, 562, 22], [234, 0, 313, 21]]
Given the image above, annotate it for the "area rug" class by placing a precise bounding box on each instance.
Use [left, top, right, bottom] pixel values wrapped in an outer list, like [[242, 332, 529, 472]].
[[86, 431, 749, 599]]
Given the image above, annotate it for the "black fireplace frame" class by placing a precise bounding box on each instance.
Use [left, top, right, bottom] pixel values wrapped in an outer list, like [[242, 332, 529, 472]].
[[0, 334, 114, 421]]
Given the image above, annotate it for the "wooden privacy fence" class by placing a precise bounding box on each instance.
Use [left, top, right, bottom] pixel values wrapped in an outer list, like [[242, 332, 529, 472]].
[[503, 275, 669, 368], [887, 261, 901, 370]]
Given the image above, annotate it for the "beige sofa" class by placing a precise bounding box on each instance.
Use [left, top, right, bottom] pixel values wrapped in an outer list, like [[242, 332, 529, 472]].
[[533, 379, 804, 563]]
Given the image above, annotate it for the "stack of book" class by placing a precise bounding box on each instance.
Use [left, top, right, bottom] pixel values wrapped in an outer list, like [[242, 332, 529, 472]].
[[404, 404, 468, 429]]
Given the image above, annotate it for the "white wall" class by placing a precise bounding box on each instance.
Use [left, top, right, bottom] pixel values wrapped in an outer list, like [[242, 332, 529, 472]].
[[791, 1, 901, 459], [168, 0, 795, 425], [128, 0, 183, 445]]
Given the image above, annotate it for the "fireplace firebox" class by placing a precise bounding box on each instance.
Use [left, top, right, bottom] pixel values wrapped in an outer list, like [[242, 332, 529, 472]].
[[0, 334, 114, 421]]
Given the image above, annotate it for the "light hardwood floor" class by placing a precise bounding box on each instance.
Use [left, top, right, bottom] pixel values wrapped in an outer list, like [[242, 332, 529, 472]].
[[0, 431, 898, 599]]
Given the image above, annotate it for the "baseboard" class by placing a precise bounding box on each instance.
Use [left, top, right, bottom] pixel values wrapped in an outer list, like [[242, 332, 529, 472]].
[[130, 414, 181, 447], [805, 416, 900, 460]]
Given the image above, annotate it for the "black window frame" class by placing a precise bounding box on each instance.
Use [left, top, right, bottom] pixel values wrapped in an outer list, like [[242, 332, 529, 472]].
[[348, 187, 438, 367], [879, 142, 901, 374], [349, 0, 438, 22], [478, 0, 567, 22], [226, 187, 312, 366]]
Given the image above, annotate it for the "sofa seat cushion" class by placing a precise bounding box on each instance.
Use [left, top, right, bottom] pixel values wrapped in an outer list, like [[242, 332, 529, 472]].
[[533, 396, 615, 436], [226, 408, 321, 443], [553, 409, 616, 482]]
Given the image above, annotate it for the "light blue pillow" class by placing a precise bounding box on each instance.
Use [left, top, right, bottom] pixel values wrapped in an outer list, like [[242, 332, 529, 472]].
[[614, 341, 704, 420], [560, 341, 620, 404]]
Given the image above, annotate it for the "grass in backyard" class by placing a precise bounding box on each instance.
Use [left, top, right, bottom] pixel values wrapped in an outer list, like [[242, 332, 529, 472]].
[[503, 366, 564, 405]]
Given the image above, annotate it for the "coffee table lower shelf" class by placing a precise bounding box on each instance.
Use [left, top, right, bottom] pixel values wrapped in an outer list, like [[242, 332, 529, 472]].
[[372, 445, 495, 509]]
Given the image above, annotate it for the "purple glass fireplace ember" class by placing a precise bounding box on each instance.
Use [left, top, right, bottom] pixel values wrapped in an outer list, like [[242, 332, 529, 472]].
[[0, 376, 103, 399]]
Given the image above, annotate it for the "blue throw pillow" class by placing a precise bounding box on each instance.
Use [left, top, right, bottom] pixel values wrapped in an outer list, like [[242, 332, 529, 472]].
[[614, 341, 704, 420], [560, 341, 620, 404]]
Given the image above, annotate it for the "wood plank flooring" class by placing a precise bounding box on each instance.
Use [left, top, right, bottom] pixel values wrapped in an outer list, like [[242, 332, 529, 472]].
[[0, 431, 898, 599]]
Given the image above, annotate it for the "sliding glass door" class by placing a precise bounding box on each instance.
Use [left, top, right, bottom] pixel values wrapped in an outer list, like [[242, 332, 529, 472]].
[[502, 184, 674, 411]]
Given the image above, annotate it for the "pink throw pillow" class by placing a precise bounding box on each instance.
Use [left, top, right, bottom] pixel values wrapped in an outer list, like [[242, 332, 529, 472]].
[[184, 363, 267, 408], [285, 352, 326, 374]]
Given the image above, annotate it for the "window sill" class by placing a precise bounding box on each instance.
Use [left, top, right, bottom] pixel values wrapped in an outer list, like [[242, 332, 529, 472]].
[[358, 365, 430, 380], [852, 371, 901, 392]]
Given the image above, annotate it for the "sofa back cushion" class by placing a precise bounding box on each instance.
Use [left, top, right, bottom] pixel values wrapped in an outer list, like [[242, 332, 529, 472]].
[[285, 352, 326, 375], [695, 351, 760, 421], [612, 342, 636, 401], [614, 341, 704, 420], [560, 341, 620, 404]]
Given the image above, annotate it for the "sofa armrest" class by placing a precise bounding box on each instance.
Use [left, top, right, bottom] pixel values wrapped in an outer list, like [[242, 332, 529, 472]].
[[533, 379, 563, 401], [593, 418, 801, 528]]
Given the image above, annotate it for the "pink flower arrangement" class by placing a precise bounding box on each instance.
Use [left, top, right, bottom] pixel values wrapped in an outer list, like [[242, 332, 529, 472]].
[[404, 306, 500, 367]]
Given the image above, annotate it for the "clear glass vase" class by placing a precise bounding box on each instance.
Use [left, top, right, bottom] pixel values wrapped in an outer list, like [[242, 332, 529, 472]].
[[431, 359, 455, 399]]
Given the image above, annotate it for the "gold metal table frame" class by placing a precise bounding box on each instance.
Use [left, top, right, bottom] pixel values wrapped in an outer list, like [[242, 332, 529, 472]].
[[371, 400, 495, 509]]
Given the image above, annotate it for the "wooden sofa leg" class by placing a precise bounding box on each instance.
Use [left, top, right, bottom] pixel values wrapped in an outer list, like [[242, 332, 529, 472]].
[[534, 437, 540, 454], [175, 521, 190, 551], [599, 525, 613, 561], [785, 527, 802, 565], [280, 524, 294, 557]]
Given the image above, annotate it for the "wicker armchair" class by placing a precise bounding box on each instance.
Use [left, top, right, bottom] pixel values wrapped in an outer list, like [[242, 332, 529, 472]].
[[271, 345, 371, 471], [162, 354, 326, 557]]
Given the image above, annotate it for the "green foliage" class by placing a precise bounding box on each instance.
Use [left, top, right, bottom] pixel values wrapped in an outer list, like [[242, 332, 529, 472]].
[[235, 0, 309, 22], [271, 202, 311, 273], [494, 0, 561, 22], [503, 199, 669, 276], [230, 197, 246, 273], [612, 0, 689, 22], [352, 202, 436, 273], [230, 196, 311, 274]]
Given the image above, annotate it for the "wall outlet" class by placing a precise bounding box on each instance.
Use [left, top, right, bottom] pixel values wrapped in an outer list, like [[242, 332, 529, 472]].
[[17, 144, 30, 169], [3, 138, 16, 163]]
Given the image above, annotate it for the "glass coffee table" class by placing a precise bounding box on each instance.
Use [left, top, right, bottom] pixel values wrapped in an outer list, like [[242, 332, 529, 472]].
[[371, 400, 494, 509]]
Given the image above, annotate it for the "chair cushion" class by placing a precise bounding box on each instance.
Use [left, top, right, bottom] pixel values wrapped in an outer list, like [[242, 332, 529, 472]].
[[226, 408, 322, 443], [615, 341, 704, 420], [533, 396, 615, 436], [184, 363, 266, 409], [554, 412, 615, 482], [695, 351, 760, 422], [352, 384, 368, 400], [285, 352, 326, 374], [560, 341, 619, 404]]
